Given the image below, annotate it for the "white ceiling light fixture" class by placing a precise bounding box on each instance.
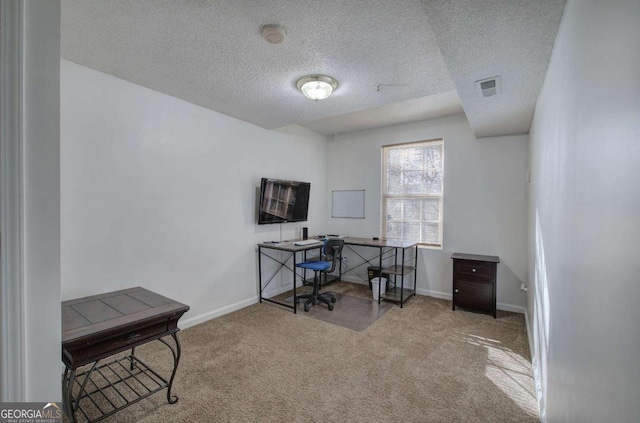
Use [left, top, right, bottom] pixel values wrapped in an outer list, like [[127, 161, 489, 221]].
[[296, 75, 338, 100], [262, 24, 285, 44]]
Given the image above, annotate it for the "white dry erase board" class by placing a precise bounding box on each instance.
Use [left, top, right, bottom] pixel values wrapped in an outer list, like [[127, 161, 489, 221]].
[[332, 190, 365, 219]]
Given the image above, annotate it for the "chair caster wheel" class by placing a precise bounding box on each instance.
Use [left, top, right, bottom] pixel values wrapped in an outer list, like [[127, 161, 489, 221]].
[[304, 305, 310, 312], [328, 304, 334, 311], [330, 297, 336, 303]]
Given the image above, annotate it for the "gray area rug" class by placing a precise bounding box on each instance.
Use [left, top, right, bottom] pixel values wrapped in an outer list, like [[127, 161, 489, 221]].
[[291, 292, 393, 331]]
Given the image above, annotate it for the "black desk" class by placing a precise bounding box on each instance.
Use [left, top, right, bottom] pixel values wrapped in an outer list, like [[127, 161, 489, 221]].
[[257, 240, 323, 314], [341, 237, 418, 307], [257, 237, 418, 312]]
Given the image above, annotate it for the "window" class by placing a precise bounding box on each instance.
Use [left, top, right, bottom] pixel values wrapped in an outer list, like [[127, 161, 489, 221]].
[[381, 139, 444, 248]]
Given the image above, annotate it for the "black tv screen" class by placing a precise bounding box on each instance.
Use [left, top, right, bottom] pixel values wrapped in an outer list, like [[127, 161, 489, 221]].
[[258, 178, 310, 225]]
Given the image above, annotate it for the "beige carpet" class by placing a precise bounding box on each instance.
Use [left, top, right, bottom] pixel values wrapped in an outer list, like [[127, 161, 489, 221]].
[[65, 282, 539, 423]]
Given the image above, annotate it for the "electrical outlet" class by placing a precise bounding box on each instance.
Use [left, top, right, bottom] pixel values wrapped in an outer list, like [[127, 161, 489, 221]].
[[520, 282, 528, 292]]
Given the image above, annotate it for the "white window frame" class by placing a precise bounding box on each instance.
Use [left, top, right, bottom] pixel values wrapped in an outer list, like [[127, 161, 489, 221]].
[[381, 139, 444, 249]]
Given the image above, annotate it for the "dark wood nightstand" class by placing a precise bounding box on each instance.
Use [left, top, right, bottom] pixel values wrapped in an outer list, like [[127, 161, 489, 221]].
[[451, 253, 500, 318]]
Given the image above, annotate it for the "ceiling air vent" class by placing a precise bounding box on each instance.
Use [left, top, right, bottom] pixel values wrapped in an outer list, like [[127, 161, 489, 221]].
[[475, 76, 501, 97]]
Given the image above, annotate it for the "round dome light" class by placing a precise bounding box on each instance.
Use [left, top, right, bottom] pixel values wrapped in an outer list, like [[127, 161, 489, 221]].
[[296, 75, 338, 100], [262, 25, 285, 44]]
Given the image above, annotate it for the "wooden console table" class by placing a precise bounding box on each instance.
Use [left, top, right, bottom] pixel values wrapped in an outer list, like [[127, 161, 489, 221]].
[[62, 287, 190, 423]]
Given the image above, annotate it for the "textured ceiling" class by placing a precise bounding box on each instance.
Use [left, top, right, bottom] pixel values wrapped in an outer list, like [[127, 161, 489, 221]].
[[61, 0, 566, 138], [421, 0, 566, 138]]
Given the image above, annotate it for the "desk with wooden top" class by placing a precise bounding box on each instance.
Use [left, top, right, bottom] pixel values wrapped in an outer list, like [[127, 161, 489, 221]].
[[62, 287, 189, 423], [257, 236, 418, 313]]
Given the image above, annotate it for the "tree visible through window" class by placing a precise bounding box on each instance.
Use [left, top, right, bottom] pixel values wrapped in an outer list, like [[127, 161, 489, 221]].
[[381, 139, 443, 248]]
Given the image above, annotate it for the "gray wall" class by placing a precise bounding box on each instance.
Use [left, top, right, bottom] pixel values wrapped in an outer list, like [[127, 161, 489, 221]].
[[327, 115, 529, 311], [528, 0, 640, 421], [61, 61, 328, 327]]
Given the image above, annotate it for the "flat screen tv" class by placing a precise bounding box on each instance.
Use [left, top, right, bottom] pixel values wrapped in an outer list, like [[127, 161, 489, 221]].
[[258, 178, 310, 225]]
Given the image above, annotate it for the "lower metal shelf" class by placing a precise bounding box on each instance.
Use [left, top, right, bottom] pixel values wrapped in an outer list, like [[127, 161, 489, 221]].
[[381, 287, 416, 304], [64, 355, 166, 422], [63, 334, 181, 423]]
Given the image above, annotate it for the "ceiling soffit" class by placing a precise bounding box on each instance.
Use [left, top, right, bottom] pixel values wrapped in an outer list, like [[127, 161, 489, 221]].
[[421, 0, 566, 138], [61, 0, 566, 137]]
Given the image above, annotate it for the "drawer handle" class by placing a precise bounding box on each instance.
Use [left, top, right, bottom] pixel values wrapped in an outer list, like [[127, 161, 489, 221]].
[[455, 289, 459, 293], [472, 268, 476, 272], [128, 333, 141, 340]]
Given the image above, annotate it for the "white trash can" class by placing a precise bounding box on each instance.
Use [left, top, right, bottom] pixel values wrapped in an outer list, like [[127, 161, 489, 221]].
[[371, 277, 387, 300]]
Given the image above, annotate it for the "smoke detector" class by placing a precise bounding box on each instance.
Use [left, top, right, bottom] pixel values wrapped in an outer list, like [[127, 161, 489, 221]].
[[262, 25, 285, 44], [475, 76, 501, 97]]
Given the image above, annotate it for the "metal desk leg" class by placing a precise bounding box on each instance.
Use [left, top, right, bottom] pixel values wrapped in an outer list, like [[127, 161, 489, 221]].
[[258, 246, 263, 303], [400, 247, 405, 308], [414, 245, 418, 294], [293, 251, 297, 314], [378, 246, 383, 304]]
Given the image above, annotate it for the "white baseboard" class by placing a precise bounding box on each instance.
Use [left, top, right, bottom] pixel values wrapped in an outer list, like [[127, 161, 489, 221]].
[[263, 284, 297, 299], [180, 282, 309, 330], [181, 280, 527, 331], [524, 308, 534, 358], [184, 277, 368, 329], [525, 306, 546, 423], [496, 302, 527, 314], [337, 274, 367, 285], [179, 296, 259, 330], [416, 287, 451, 300], [415, 288, 526, 314]]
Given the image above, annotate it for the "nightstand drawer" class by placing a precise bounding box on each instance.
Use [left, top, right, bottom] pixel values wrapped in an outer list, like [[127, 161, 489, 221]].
[[454, 260, 494, 280]]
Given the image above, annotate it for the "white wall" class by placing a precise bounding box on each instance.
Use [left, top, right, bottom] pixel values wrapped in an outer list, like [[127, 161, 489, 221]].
[[61, 61, 328, 326], [528, 0, 640, 421], [327, 114, 529, 310]]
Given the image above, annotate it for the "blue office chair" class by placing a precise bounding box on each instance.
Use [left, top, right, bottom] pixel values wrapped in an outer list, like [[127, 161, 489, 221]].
[[295, 239, 344, 312]]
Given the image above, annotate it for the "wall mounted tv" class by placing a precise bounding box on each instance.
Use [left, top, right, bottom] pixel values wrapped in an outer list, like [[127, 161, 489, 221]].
[[258, 178, 311, 225]]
